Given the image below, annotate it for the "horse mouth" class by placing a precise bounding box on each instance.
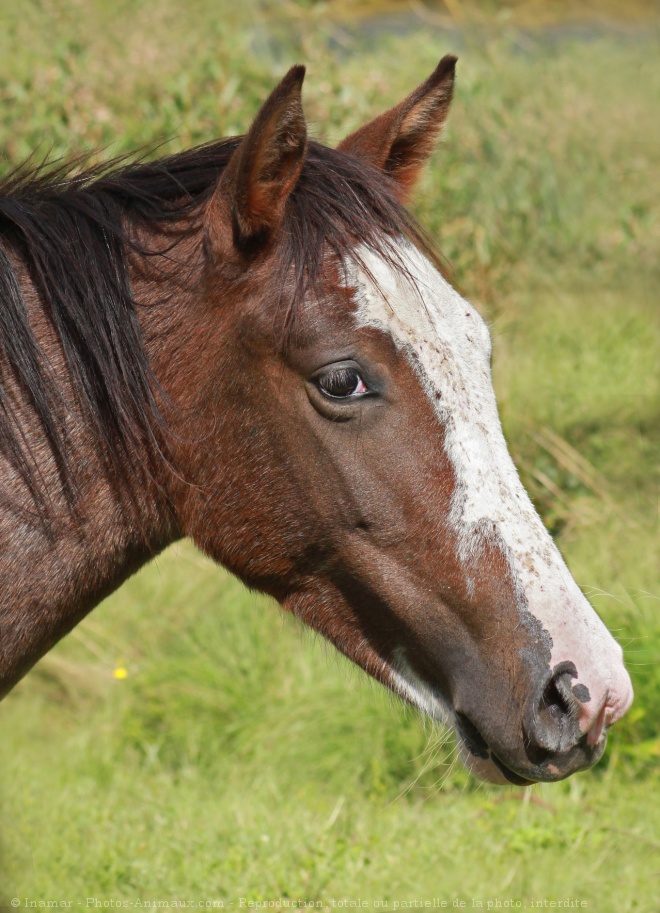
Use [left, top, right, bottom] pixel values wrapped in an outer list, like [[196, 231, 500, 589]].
[[387, 651, 593, 786], [488, 754, 537, 787], [455, 713, 537, 787], [454, 712, 608, 786]]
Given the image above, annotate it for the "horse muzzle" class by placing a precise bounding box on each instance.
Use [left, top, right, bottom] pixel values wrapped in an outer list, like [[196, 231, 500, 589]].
[[455, 662, 634, 785]]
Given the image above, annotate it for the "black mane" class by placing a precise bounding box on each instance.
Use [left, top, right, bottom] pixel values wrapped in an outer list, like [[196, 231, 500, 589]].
[[0, 137, 435, 517]]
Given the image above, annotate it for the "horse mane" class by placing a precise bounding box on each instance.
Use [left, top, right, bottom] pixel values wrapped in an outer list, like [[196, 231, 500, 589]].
[[0, 137, 438, 518]]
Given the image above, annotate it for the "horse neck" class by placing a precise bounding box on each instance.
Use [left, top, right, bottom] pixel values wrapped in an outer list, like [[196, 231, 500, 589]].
[[0, 246, 181, 699]]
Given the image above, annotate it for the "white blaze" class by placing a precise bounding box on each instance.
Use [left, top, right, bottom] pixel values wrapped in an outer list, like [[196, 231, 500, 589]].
[[349, 239, 632, 731]]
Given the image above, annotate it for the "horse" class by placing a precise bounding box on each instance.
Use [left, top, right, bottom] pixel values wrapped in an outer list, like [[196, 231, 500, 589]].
[[0, 57, 632, 786]]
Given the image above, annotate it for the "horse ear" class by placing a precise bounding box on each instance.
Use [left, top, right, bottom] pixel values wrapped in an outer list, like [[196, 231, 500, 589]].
[[207, 65, 307, 252], [337, 55, 456, 200]]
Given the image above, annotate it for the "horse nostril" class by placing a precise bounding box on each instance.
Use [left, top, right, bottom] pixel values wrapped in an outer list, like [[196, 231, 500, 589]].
[[540, 669, 581, 725], [525, 663, 585, 761]]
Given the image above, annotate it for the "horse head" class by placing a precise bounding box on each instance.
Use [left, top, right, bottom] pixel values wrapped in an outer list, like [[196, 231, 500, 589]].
[[158, 61, 632, 785]]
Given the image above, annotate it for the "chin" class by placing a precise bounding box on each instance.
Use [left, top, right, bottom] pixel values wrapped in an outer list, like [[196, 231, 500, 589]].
[[457, 740, 537, 787]]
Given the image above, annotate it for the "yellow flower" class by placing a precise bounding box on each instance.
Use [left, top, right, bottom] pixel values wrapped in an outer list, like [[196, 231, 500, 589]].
[[113, 666, 128, 680]]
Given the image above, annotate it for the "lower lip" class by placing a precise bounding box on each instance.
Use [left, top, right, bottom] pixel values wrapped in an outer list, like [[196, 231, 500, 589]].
[[459, 738, 537, 786], [490, 752, 536, 787]]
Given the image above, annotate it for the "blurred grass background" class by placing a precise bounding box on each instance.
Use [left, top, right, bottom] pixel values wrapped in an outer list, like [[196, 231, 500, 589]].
[[0, 0, 658, 906]]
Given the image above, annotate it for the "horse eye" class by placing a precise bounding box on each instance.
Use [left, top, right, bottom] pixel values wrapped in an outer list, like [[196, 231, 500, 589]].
[[317, 367, 368, 399]]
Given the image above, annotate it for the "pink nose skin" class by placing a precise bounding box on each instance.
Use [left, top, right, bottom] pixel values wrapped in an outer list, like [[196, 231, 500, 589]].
[[583, 675, 634, 749], [586, 702, 609, 748]]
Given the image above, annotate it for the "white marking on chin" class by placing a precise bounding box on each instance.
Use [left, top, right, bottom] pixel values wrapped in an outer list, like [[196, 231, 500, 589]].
[[388, 646, 452, 725], [348, 239, 633, 729]]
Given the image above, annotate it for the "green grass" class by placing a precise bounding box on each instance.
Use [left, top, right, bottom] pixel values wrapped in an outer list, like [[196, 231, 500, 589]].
[[1, 1, 659, 908]]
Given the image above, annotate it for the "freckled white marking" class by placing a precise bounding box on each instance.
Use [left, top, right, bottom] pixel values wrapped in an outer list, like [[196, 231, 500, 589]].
[[348, 239, 633, 731]]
